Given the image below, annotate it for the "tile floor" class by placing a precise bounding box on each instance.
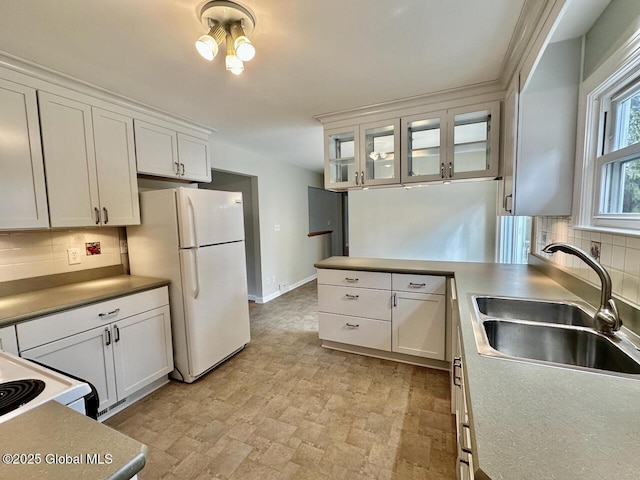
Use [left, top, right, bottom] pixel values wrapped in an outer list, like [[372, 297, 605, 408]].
[[106, 280, 457, 479]]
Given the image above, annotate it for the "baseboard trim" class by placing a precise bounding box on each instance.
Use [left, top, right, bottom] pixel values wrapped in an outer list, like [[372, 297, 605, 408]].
[[321, 340, 450, 371], [255, 274, 317, 304]]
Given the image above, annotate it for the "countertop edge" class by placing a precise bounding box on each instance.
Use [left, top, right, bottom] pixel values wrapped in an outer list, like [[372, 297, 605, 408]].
[[107, 451, 147, 480]]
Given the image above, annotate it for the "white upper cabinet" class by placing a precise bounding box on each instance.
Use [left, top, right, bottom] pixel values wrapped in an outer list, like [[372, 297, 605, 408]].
[[92, 107, 140, 225], [401, 111, 447, 183], [177, 132, 211, 182], [360, 119, 401, 187], [0, 79, 49, 230], [498, 38, 580, 216], [39, 92, 139, 227], [324, 125, 360, 190], [135, 120, 212, 182], [446, 101, 500, 181], [134, 120, 179, 177]]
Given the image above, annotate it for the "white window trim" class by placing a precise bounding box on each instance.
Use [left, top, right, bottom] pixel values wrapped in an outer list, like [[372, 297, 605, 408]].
[[574, 27, 640, 233]]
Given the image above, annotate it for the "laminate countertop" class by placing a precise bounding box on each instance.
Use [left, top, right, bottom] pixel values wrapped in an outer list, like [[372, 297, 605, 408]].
[[0, 274, 169, 326], [315, 257, 640, 480], [0, 401, 146, 480]]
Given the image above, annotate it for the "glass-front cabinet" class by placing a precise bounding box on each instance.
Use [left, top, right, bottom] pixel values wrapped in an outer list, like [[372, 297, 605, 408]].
[[324, 126, 359, 189], [360, 119, 400, 187], [401, 111, 446, 183], [446, 101, 500, 181]]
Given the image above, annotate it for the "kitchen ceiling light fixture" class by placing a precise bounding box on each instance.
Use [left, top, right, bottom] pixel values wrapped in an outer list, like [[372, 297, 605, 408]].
[[196, 0, 256, 74]]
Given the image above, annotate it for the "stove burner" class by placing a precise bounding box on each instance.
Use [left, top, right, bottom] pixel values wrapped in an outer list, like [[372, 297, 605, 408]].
[[0, 380, 46, 417]]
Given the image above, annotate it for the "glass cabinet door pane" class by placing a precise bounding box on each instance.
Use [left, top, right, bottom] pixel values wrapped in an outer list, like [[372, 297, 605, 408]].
[[453, 110, 491, 173], [407, 118, 441, 177], [327, 131, 356, 184], [363, 124, 396, 181]]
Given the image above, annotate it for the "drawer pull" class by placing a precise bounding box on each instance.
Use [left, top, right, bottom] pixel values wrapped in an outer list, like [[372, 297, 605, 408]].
[[345, 277, 359, 283], [453, 356, 462, 387], [345, 323, 360, 328], [409, 282, 426, 288], [104, 327, 111, 346], [345, 294, 359, 299], [99, 308, 120, 318]]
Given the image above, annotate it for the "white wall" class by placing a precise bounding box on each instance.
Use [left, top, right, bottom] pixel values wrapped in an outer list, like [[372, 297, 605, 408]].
[[210, 138, 328, 302], [348, 181, 498, 262]]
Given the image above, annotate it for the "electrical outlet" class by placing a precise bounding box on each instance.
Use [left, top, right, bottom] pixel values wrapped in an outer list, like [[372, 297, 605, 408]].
[[279, 282, 289, 293], [67, 248, 81, 265], [119, 240, 128, 254]]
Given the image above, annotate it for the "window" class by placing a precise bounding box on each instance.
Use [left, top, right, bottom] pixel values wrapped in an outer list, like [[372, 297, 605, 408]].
[[579, 39, 640, 231]]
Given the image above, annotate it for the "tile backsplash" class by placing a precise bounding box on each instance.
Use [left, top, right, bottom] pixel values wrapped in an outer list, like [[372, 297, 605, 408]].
[[534, 217, 640, 307], [0, 228, 123, 282]]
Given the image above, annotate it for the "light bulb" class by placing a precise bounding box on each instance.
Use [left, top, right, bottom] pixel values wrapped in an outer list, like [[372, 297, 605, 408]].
[[225, 33, 244, 74], [195, 35, 217, 61], [230, 22, 256, 62], [195, 24, 225, 61]]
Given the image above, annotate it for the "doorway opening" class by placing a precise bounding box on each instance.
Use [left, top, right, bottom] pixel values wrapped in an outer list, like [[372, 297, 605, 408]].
[[308, 187, 348, 257]]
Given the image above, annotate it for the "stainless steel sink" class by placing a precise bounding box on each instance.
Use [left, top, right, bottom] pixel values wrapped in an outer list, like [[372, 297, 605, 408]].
[[471, 295, 640, 378], [482, 320, 640, 375], [474, 296, 594, 327]]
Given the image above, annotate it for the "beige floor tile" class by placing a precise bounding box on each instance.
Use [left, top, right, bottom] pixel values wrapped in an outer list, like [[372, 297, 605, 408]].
[[106, 281, 456, 480]]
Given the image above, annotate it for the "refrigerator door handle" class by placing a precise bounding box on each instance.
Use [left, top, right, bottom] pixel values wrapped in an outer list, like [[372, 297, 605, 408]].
[[187, 195, 199, 248], [192, 248, 200, 299]]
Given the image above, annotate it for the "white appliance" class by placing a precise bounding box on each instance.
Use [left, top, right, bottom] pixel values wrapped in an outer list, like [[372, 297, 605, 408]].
[[0, 351, 93, 423], [126, 188, 251, 383]]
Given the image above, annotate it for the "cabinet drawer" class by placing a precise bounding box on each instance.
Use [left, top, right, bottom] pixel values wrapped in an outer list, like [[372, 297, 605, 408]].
[[17, 287, 169, 351], [319, 313, 391, 351], [318, 269, 391, 290], [392, 274, 446, 295], [318, 285, 391, 321]]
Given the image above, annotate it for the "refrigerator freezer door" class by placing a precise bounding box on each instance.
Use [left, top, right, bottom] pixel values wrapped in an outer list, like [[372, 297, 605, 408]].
[[176, 188, 244, 248], [179, 241, 251, 378]]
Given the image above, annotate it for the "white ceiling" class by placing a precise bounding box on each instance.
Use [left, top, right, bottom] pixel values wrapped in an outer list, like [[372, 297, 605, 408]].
[[0, 0, 527, 172]]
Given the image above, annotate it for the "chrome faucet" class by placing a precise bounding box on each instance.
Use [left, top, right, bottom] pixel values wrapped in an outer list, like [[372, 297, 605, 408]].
[[542, 242, 622, 335]]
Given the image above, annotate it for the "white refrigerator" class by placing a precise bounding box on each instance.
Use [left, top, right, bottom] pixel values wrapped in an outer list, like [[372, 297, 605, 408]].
[[126, 188, 251, 383]]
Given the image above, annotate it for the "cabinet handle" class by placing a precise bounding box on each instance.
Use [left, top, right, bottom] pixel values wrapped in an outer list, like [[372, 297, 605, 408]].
[[99, 308, 120, 319], [449, 162, 453, 178], [345, 294, 359, 299], [360, 171, 365, 185], [355, 171, 359, 186], [180, 163, 186, 176], [105, 327, 111, 346], [440, 162, 445, 179], [94, 207, 101, 225], [345, 323, 359, 328], [103, 207, 109, 224], [392, 292, 397, 307], [504, 194, 513, 213], [453, 357, 462, 387], [174, 162, 180, 175], [409, 282, 426, 288], [114, 325, 120, 343], [345, 277, 359, 283]]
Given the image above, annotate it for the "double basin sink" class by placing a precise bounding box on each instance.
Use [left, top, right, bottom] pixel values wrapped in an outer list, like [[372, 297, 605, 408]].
[[471, 296, 640, 377]]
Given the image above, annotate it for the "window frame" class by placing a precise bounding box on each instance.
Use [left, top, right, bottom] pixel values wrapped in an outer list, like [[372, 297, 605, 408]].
[[576, 31, 640, 233]]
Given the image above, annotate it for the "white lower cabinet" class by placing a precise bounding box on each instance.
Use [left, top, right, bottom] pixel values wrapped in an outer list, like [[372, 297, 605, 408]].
[[19, 287, 173, 416], [317, 269, 446, 361], [454, 326, 475, 480], [392, 291, 445, 360]]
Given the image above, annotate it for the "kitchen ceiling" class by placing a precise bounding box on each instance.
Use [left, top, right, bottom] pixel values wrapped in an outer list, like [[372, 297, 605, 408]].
[[0, 0, 526, 172]]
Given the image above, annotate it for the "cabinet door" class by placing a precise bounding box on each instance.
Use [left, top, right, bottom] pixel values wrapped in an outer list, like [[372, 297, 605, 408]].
[[0, 79, 49, 229], [22, 326, 118, 412], [177, 133, 211, 182], [324, 126, 359, 190], [360, 119, 401, 187], [134, 120, 179, 178], [39, 92, 100, 227], [498, 76, 519, 216], [392, 291, 445, 360], [0, 325, 19, 356], [112, 306, 173, 399], [446, 101, 500, 181], [92, 108, 140, 225], [401, 111, 447, 184]]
